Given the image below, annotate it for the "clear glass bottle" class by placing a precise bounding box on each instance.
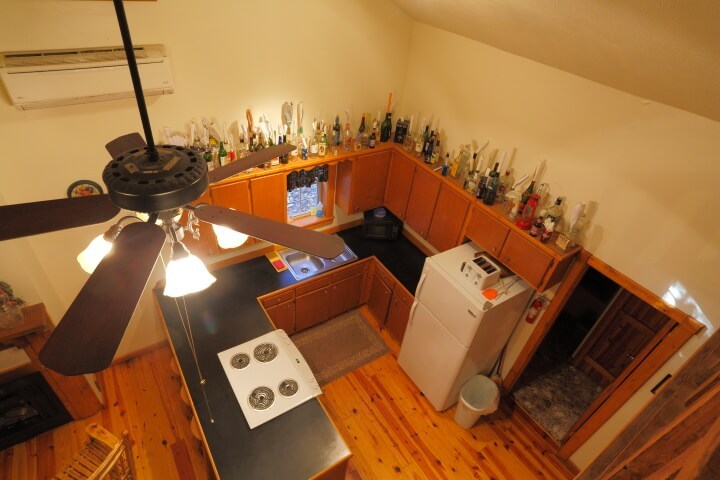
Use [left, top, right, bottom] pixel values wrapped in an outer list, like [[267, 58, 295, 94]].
[[356, 115, 366, 146], [343, 122, 353, 151], [403, 125, 415, 152], [544, 197, 564, 224], [319, 127, 328, 157]]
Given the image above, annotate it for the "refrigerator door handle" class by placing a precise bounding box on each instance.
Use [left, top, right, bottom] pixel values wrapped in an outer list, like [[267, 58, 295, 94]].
[[415, 271, 428, 299], [408, 300, 419, 327]]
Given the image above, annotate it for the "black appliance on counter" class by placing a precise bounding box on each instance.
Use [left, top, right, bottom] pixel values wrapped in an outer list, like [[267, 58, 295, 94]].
[[362, 208, 402, 240]]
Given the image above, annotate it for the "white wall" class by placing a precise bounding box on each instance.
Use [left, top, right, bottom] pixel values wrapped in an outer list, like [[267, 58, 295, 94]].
[[397, 23, 719, 468], [0, 0, 413, 368]]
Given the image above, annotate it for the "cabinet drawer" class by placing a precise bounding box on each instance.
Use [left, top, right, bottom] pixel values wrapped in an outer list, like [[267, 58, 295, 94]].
[[296, 275, 332, 296], [373, 261, 395, 290], [465, 205, 509, 256], [394, 282, 414, 309], [331, 261, 367, 283], [261, 289, 295, 308], [499, 231, 553, 288]]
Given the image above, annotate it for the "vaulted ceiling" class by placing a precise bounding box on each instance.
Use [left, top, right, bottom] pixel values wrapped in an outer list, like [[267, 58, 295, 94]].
[[391, 0, 720, 122]]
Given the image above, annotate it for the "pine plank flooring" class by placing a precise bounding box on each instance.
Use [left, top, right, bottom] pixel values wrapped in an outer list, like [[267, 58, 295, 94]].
[[2, 306, 575, 479]]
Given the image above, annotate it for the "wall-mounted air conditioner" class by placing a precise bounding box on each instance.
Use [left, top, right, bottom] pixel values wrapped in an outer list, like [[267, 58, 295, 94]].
[[0, 44, 173, 110]]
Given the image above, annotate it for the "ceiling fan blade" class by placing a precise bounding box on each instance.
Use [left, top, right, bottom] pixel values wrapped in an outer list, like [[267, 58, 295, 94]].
[[207, 144, 295, 184], [0, 195, 120, 241], [105, 132, 146, 158], [39, 222, 165, 375], [194, 205, 346, 259]]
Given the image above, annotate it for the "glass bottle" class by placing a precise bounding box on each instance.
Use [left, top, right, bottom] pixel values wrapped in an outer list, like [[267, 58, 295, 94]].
[[414, 126, 427, 158], [544, 197, 564, 223], [441, 153, 450, 176], [343, 122, 353, 151], [309, 131, 318, 158], [476, 168, 491, 199], [403, 124, 415, 152], [380, 112, 392, 142], [356, 115, 366, 147], [319, 127, 328, 157], [280, 135, 290, 164], [218, 141, 228, 167], [333, 115, 341, 146], [430, 140, 441, 165], [369, 125, 377, 148], [423, 131, 435, 164], [483, 163, 500, 205], [518, 180, 536, 214]]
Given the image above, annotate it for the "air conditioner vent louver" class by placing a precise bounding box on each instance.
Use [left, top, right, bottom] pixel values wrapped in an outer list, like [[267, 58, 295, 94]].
[[3, 47, 148, 68], [0, 44, 172, 110]]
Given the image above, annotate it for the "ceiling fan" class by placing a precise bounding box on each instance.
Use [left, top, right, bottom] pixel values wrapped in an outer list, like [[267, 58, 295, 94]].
[[0, 0, 345, 376]]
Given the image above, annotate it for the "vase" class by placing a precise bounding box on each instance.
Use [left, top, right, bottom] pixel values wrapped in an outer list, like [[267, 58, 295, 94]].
[[0, 306, 24, 328]]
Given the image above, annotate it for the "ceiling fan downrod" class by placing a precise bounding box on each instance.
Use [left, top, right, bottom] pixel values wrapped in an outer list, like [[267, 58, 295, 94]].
[[113, 0, 158, 162]]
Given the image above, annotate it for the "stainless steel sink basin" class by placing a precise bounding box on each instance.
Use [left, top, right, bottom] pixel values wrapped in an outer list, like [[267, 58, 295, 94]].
[[279, 244, 358, 281]]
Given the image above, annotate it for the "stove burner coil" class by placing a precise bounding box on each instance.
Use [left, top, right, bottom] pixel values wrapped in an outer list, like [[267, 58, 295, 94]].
[[253, 343, 278, 363], [278, 379, 299, 398], [230, 353, 250, 369], [248, 386, 275, 411]]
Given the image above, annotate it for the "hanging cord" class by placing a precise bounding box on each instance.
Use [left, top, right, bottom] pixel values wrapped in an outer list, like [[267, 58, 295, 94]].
[[160, 254, 215, 423]]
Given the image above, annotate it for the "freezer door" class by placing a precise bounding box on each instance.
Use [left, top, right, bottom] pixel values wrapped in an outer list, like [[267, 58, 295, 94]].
[[415, 261, 484, 347], [398, 301, 468, 411]]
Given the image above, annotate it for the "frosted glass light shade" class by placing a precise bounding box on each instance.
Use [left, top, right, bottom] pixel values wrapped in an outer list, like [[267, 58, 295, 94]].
[[164, 253, 216, 297], [77, 234, 113, 273], [213, 224, 249, 249]]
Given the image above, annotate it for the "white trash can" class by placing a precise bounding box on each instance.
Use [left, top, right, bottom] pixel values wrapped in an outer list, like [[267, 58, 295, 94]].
[[454, 375, 500, 429]]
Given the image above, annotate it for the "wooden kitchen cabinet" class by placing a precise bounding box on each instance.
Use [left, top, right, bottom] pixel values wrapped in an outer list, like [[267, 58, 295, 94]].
[[250, 172, 286, 223], [329, 273, 364, 318], [427, 184, 470, 252], [385, 290, 412, 343], [266, 299, 296, 334], [404, 167, 441, 238], [336, 150, 391, 215], [383, 150, 416, 220], [367, 272, 393, 323], [210, 179, 254, 248], [464, 205, 510, 256], [499, 230, 554, 287], [295, 287, 330, 331], [180, 189, 218, 258]]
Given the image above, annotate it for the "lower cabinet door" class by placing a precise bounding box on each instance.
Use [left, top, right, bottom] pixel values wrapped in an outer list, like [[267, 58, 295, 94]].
[[367, 273, 392, 323], [266, 299, 296, 334], [329, 273, 364, 318], [386, 292, 411, 342], [295, 288, 330, 331]]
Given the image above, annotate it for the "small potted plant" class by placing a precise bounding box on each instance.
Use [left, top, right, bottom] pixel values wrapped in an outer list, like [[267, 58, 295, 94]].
[[0, 281, 26, 328]]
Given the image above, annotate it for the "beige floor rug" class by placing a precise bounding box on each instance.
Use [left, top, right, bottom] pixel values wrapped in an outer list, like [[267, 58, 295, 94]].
[[290, 309, 389, 386]]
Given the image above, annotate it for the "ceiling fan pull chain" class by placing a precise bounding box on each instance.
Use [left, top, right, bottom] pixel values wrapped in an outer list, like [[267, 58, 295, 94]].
[[112, 0, 158, 162], [160, 253, 215, 423]]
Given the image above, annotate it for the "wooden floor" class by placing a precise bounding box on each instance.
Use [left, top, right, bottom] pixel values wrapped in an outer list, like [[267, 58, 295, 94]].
[[2, 307, 575, 479]]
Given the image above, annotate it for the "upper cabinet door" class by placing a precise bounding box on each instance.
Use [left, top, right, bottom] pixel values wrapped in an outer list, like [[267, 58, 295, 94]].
[[352, 150, 392, 214], [499, 230, 553, 288], [404, 167, 441, 238], [383, 151, 416, 220], [427, 184, 470, 252], [250, 172, 287, 223], [211, 179, 252, 213], [464, 205, 510, 256]]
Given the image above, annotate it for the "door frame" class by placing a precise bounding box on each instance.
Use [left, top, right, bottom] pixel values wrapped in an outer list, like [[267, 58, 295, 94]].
[[503, 251, 705, 458]]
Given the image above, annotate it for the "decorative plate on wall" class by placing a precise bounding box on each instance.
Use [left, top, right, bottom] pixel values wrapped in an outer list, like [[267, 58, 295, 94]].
[[67, 180, 104, 198]]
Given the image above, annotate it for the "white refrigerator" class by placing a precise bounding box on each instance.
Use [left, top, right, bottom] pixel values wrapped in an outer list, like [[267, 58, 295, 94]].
[[398, 242, 532, 411]]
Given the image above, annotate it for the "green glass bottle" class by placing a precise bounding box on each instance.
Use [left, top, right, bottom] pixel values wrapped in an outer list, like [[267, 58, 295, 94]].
[[218, 142, 228, 167]]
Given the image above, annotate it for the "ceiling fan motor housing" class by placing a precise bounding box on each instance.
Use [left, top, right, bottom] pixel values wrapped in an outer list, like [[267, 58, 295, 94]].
[[103, 145, 208, 213]]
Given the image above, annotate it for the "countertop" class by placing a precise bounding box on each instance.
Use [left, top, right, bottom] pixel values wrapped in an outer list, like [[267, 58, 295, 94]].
[[154, 226, 425, 479]]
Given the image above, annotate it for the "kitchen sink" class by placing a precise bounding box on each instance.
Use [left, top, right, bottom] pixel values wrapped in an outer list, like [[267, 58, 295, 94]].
[[278, 244, 358, 281]]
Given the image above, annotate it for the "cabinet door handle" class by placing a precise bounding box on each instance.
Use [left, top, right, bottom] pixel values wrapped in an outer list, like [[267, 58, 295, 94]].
[[491, 247, 496, 252], [504, 257, 511, 263], [408, 301, 419, 327], [415, 271, 428, 299]]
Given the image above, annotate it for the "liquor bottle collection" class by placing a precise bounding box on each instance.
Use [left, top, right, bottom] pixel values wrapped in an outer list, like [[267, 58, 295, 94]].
[[162, 92, 585, 247]]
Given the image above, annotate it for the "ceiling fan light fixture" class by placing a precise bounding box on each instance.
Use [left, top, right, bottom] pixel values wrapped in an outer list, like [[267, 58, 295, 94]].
[[164, 241, 216, 297], [214, 224, 249, 249], [77, 234, 114, 274]]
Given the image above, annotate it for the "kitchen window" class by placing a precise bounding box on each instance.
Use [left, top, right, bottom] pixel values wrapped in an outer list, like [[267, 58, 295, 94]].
[[286, 165, 331, 225]]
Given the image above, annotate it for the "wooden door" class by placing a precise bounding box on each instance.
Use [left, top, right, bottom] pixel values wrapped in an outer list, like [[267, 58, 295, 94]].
[[295, 287, 330, 331], [464, 205, 509, 256], [352, 150, 392, 213], [329, 273, 364, 318], [210, 179, 253, 248], [266, 299, 296, 334], [250, 172, 286, 223], [367, 273, 392, 323], [572, 290, 674, 386], [427, 184, 470, 252], [386, 291, 411, 342], [384, 151, 416, 220], [180, 189, 218, 257], [404, 168, 441, 238], [499, 230, 553, 288]]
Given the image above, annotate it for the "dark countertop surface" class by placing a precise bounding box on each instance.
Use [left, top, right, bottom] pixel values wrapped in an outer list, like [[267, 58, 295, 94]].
[[154, 226, 425, 480]]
